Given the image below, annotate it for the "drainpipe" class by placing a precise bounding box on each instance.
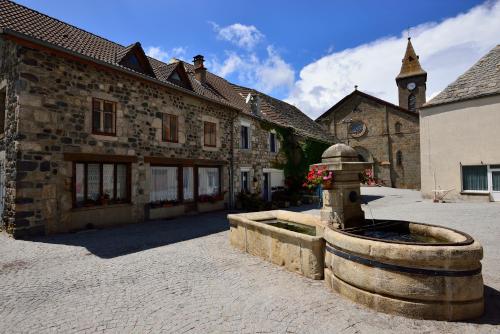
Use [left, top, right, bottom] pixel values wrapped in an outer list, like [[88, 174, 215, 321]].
[[229, 111, 237, 209], [385, 106, 395, 187]]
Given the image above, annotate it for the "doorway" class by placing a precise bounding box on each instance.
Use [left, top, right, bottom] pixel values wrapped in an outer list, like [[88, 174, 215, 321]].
[[489, 166, 500, 202], [262, 172, 270, 201]]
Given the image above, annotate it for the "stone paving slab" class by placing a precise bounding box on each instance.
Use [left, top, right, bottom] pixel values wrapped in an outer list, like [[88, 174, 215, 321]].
[[0, 187, 499, 333]]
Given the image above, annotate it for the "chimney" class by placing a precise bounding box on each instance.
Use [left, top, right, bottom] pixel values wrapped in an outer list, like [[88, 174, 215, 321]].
[[250, 94, 260, 115], [193, 55, 207, 84]]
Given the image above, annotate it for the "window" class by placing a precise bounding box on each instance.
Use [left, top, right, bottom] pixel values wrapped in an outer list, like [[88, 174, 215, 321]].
[[396, 151, 403, 166], [269, 132, 277, 153], [150, 166, 178, 202], [163, 114, 179, 143], [92, 98, 116, 135], [0, 87, 5, 135], [170, 71, 181, 81], [349, 121, 366, 137], [408, 93, 416, 112], [198, 167, 220, 195], [240, 125, 250, 149], [183, 167, 194, 201], [241, 171, 250, 193], [204, 121, 216, 147], [74, 162, 129, 207], [395, 122, 402, 133], [462, 165, 487, 191]]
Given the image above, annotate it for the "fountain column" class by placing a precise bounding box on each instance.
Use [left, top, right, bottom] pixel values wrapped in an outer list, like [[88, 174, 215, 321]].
[[313, 144, 370, 229]]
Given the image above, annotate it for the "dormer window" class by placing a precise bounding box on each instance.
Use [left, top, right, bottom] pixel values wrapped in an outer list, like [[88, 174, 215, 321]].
[[116, 42, 156, 78], [170, 71, 181, 81], [166, 64, 192, 90]]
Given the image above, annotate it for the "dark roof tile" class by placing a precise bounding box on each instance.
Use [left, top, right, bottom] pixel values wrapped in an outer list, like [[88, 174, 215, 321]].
[[0, 0, 331, 143], [425, 45, 500, 107]]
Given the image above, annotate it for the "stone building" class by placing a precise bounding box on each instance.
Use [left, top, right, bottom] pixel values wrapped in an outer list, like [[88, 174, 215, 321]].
[[420, 45, 500, 202], [316, 38, 425, 189], [0, 0, 331, 237]]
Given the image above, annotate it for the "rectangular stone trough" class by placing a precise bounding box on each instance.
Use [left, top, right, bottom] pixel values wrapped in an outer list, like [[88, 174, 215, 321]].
[[227, 210, 325, 279]]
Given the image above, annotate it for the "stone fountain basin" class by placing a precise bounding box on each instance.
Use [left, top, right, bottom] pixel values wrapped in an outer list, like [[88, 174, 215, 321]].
[[324, 220, 484, 321], [227, 210, 325, 279]]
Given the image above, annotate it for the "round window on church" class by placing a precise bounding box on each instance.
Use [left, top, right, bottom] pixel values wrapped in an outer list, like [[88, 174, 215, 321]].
[[349, 121, 366, 137]]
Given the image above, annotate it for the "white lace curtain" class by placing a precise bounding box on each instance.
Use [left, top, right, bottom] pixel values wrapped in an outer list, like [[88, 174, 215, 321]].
[[150, 166, 178, 202], [183, 167, 194, 200], [198, 167, 219, 196]]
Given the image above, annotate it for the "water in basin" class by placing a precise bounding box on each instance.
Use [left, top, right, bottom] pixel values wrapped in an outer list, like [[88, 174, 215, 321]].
[[356, 229, 444, 243], [347, 221, 448, 244], [257, 219, 316, 236]]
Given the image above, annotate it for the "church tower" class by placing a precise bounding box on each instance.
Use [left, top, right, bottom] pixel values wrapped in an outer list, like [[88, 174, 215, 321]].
[[395, 38, 427, 112]]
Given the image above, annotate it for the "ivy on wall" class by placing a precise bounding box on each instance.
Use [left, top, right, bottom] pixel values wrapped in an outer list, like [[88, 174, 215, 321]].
[[269, 124, 331, 192]]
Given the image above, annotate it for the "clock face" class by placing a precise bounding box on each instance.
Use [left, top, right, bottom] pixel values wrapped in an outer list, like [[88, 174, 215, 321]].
[[407, 82, 416, 91]]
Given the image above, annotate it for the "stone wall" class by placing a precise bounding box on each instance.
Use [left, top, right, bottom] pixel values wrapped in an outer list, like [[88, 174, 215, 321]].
[[319, 94, 420, 189], [234, 115, 286, 196], [6, 42, 236, 237], [0, 39, 22, 234]]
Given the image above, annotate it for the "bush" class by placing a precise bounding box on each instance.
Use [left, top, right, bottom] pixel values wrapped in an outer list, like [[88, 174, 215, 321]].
[[237, 191, 269, 211]]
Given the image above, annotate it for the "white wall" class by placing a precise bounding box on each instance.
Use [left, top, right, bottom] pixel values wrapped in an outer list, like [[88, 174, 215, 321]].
[[420, 94, 500, 201]]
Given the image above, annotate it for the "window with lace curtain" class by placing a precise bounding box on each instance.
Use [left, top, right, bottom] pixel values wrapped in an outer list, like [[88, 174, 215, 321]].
[[150, 166, 178, 202], [183, 167, 194, 201], [198, 167, 220, 195], [74, 162, 129, 207]]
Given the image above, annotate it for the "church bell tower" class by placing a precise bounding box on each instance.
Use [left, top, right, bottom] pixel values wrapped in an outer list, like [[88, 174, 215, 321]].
[[395, 38, 427, 112]]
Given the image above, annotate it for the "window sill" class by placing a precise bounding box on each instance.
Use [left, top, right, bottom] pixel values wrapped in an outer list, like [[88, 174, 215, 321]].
[[460, 191, 489, 196], [72, 202, 132, 212], [91, 133, 119, 141]]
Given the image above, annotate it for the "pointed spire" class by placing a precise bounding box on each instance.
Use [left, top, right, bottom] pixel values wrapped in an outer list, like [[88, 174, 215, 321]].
[[396, 38, 426, 79]]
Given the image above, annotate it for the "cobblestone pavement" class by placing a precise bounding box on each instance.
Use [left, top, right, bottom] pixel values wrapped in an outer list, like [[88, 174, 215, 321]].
[[1, 187, 499, 334]]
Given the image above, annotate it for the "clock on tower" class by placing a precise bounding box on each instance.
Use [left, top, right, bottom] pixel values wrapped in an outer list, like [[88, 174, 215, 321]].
[[395, 38, 427, 112]]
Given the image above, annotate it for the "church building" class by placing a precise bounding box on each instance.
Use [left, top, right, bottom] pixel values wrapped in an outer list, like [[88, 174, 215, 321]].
[[316, 38, 426, 189]]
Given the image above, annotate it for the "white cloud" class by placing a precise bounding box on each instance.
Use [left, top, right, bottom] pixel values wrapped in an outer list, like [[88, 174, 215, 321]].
[[208, 46, 295, 94], [211, 22, 264, 49], [286, 0, 500, 119], [145, 46, 187, 62]]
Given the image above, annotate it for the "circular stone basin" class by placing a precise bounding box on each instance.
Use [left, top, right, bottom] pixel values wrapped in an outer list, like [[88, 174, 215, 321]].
[[324, 220, 484, 321]]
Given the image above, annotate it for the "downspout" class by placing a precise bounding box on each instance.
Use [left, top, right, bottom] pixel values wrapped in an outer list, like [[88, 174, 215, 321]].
[[229, 111, 237, 209], [385, 106, 395, 187]]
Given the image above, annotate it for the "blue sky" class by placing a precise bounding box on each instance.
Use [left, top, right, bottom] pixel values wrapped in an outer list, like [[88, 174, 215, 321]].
[[16, 0, 500, 118]]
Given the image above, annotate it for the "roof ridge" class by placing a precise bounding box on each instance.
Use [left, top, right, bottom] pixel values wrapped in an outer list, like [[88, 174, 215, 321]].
[[1, 0, 126, 49], [316, 89, 417, 121], [425, 44, 500, 107]]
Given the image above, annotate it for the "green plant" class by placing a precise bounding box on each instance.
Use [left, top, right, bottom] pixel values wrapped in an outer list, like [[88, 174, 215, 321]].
[[237, 191, 267, 211]]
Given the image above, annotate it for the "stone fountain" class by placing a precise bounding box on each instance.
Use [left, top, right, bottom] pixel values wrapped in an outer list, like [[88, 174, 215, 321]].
[[228, 143, 484, 321]]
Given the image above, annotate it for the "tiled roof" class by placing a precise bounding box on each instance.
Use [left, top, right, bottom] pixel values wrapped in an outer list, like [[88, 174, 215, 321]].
[[0, 0, 237, 109], [0, 0, 330, 143], [425, 45, 500, 107], [230, 84, 333, 143]]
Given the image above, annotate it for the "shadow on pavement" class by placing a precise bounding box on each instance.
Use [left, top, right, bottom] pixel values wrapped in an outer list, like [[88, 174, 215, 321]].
[[361, 194, 384, 203], [24, 205, 320, 259], [27, 211, 230, 259], [468, 285, 500, 325]]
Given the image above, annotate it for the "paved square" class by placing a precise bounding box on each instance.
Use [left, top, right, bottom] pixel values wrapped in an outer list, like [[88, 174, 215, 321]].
[[1, 187, 499, 333]]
